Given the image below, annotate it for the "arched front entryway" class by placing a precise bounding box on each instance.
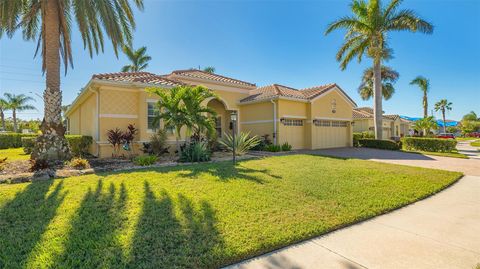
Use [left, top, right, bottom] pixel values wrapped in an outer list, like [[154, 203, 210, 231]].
[[206, 98, 236, 138]]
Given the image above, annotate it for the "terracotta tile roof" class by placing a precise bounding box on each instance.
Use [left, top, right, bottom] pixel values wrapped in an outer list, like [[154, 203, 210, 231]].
[[166, 69, 256, 87], [92, 72, 183, 87], [240, 83, 342, 103], [353, 107, 400, 121]]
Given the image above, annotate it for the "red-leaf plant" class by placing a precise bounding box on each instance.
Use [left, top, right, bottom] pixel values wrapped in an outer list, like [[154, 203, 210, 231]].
[[107, 128, 124, 157]]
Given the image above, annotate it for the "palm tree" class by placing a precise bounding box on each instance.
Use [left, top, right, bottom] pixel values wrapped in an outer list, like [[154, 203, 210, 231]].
[[410, 76, 430, 118], [182, 86, 218, 137], [4, 93, 36, 133], [358, 66, 399, 100], [148, 86, 189, 157], [434, 99, 453, 133], [325, 0, 433, 139], [0, 0, 144, 160], [203, 66, 216, 74], [121, 46, 152, 72], [413, 116, 438, 136], [0, 97, 9, 131]]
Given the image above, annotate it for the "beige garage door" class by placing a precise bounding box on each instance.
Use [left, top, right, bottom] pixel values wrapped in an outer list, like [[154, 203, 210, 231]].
[[312, 120, 349, 149], [281, 119, 305, 149]]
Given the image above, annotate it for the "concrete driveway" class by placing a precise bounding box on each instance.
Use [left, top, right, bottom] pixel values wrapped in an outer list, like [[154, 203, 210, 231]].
[[457, 140, 480, 160], [226, 148, 480, 269]]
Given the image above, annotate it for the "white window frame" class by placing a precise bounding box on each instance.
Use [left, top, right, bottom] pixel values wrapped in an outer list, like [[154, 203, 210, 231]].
[[147, 102, 159, 132]]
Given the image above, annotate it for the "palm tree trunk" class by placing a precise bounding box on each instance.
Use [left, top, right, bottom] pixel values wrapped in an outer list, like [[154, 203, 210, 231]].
[[442, 110, 447, 133], [373, 59, 383, 140], [0, 110, 5, 131], [13, 109, 17, 133], [31, 0, 71, 161], [423, 92, 428, 118], [176, 128, 181, 158]]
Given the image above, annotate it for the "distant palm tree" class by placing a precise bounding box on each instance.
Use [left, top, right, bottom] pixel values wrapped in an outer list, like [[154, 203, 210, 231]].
[[203, 66, 216, 74], [410, 76, 430, 118], [358, 66, 399, 101], [121, 46, 152, 72], [435, 99, 453, 133], [0, 97, 9, 131], [0, 0, 144, 160], [413, 116, 438, 136], [4, 93, 36, 133], [325, 0, 433, 139]]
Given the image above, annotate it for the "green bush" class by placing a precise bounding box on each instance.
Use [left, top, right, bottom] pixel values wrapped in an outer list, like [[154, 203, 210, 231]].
[[67, 157, 91, 170], [281, 142, 292, 151], [353, 131, 375, 147], [358, 139, 402, 150], [66, 135, 93, 157], [20, 135, 93, 157], [133, 155, 158, 166], [180, 142, 211, 162], [264, 144, 282, 152], [0, 133, 38, 149], [21, 137, 36, 154], [402, 137, 457, 152], [219, 131, 261, 155]]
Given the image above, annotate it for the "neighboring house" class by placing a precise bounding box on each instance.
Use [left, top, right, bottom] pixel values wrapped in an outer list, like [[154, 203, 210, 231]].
[[353, 107, 413, 138], [66, 70, 357, 157], [400, 116, 459, 135]]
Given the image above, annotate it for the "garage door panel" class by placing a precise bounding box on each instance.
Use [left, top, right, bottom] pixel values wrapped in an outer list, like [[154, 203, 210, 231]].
[[313, 120, 349, 149]]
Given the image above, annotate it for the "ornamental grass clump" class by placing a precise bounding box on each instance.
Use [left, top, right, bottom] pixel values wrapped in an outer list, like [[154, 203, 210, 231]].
[[219, 131, 261, 155]]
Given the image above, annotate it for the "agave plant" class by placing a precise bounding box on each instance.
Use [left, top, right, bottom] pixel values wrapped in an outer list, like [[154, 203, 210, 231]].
[[219, 132, 261, 155]]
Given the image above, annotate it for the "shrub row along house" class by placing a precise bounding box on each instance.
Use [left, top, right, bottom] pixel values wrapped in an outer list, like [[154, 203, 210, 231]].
[[353, 107, 413, 139], [66, 69, 357, 157]]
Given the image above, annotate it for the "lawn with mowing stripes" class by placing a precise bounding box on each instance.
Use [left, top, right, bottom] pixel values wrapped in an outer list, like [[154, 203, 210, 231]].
[[0, 154, 461, 268]]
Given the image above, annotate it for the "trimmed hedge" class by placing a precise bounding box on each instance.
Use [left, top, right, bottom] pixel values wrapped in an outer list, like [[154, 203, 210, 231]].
[[402, 137, 457, 152], [358, 139, 402, 150], [22, 135, 93, 157], [353, 132, 375, 147], [0, 133, 38, 149]]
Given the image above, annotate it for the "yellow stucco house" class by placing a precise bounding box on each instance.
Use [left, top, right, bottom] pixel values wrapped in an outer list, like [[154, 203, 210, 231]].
[[66, 70, 357, 157], [353, 107, 413, 138]]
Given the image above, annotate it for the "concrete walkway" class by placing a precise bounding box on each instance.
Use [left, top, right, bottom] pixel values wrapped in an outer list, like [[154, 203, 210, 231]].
[[226, 148, 480, 269], [457, 140, 480, 160]]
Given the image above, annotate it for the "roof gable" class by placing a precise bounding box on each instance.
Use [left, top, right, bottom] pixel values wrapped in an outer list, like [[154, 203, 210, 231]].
[[166, 69, 256, 88], [92, 72, 183, 87]]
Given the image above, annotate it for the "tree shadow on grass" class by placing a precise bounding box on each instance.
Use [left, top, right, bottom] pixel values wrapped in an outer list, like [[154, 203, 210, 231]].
[[52, 180, 127, 268], [127, 181, 225, 268], [0, 180, 65, 268]]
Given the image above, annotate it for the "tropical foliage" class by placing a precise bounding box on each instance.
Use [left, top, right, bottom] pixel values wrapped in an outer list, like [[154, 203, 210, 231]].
[[413, 116, 438, 136], [0, 0, 144, 161], [358, 66, 399, 100], [219, 132, 261, 155], [434, 99, 453, 133], [203, 66, 216, 73], [325, 0, 433, 139], [0, 97, 8, 131], [179, 141, 211, 162], [121, 46, 152, 72], [3, 93, 36, 133], [410, 76, 430, 118]]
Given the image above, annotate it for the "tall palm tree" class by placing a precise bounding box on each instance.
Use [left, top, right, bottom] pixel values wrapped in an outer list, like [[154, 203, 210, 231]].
[[4, 93, 36, 133], [434, 99, 453, 133], [121, 46, 151, 72], [203, 66, 216, 74], [0, 97, 9, 131], [410, 76, 430, 118], [325, 0, 433, 139], [0, 0, 144, 160], [182, 86, 218, 137], [358, 66, 399, 100]]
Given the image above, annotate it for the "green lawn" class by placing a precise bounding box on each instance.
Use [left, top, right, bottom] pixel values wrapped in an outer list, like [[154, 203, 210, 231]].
[[455, 137, 476, 141], [470, 140, 480, 147], [0, 148, 30, 161], [0, 155, 461, 268]]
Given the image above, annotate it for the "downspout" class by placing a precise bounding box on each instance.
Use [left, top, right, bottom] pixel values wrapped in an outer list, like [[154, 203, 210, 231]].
[[94, 88, 100, 157], [271, 99, 277, 145]]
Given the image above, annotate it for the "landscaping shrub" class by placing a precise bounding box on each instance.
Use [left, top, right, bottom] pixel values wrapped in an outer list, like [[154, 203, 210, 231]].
[[402, 137, 457, 152], [0, 157, 6, 171], [107, 128, 124, 157], [133, 155, 158, 166], [142, 130, 168, 156], [353, 131, 375, 147], [219, 131, 261, 155], [179, 142, 211, 162], [21, 137, 36, 154], [67, 157, 90, 170], [251, 134, 272, 151], [0, 133, 37, 149], [29, 158, 50, 171], [358, 139, 402, 150], [281, 142, 292, 151], [264, 144, 282, 152]]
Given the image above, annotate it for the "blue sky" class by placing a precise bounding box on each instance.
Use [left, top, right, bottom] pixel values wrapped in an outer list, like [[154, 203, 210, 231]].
[[1, 0, 479, 121]]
